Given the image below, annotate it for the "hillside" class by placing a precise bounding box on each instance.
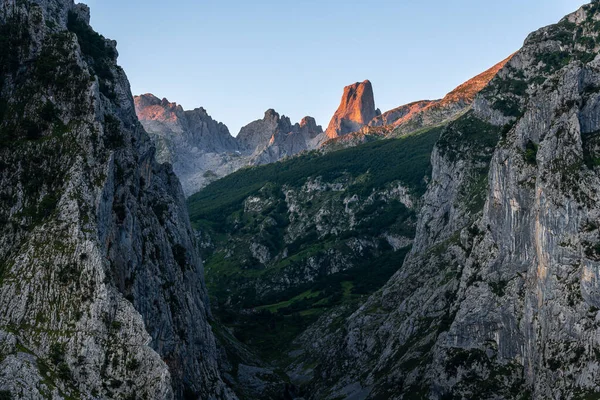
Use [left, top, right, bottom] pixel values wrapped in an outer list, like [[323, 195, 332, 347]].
[[187, 125, 444, 365]]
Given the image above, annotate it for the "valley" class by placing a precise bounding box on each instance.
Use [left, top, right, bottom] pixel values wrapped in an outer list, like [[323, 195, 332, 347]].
[[1, 0, 600, 399]]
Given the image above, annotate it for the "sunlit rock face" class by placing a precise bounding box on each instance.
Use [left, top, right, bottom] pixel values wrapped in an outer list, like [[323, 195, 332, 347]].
[[319, 56, 513, 152], [134, 94, 237, 155], [324, 80, 378, 139], [134, 94, 246, 196]]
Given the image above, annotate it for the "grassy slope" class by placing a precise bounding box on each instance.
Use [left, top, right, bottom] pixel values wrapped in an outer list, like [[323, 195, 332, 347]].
[[187, 126, 444, 360], [188, 126, 442, 225]]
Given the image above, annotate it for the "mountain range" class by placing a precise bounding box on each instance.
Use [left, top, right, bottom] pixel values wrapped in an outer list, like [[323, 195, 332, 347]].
[[2, 0, 600, 399], [135, 56, 510, 196]]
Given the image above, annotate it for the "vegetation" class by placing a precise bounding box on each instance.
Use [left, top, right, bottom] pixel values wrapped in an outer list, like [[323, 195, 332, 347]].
[[188, 125, 443, 225], [217, 246, 411, 360], [437, 111, 501, 162], [582, 130, 600, 169], [67, 10, 117, 99], [536, 51, 572, 74], [524, 140, 538, 165], [188, 126, 445, 361], [68, 12, 116, 63]]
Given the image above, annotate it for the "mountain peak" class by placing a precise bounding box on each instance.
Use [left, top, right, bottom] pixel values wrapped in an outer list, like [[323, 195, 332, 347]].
[[325, 79, 377, 139], [300, 116, 320, 131], [264, 108, 280, 121]]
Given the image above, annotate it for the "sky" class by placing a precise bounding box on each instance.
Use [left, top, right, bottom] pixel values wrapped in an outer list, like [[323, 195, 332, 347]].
[[79, 0, 588, 135]]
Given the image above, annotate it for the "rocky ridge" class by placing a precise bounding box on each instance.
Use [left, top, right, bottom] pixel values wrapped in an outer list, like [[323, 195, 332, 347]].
[[323, 80, 379, 140], [135, 99, 322, 196], [134, 94, 244, 196], [136, 61, 509, 196], [0, 1, 235, 398], [319, 56, 512, 152]]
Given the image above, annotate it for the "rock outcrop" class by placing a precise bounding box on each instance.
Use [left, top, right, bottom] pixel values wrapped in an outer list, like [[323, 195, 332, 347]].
[[134, 94, 244, 196], [237, 109, 287, 154], [136, 101, 323, 196], [369, 100, 434, 128], [298, 3, 600, 399], [0, 1, 235, 398], [387, 54, 513, 137], [134, 94, 237, 155], [320, 57, 512, 152], [248, 114, 323, 165], [324, 80, 378, 139]]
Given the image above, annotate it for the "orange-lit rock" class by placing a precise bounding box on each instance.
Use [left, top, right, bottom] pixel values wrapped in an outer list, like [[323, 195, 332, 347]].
[[324, 80, 378, 139]]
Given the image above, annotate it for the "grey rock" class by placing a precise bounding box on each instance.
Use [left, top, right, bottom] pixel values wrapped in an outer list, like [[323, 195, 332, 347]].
[[0, 2, 235, 399], [299, 3, 600, 399], [136, 101, 323, 196]]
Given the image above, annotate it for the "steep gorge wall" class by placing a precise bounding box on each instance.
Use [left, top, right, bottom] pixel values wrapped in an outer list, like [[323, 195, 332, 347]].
[[301, 3, 600, 399], [0, 1, 234, 398]]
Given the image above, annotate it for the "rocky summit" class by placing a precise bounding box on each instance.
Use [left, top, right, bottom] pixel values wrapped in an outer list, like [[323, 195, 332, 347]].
[[135, 99, 323, 195], [135, 64, 508, 197], [134, 94, 242, 196], [324, 80, 379, 139], [4, 1, 600, 400]]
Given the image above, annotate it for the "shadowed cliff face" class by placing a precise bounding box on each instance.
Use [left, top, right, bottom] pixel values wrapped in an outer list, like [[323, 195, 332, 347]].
[[324, 80, 378, 139], [0, 1, 235, 398], [296, 3, 600, 399]]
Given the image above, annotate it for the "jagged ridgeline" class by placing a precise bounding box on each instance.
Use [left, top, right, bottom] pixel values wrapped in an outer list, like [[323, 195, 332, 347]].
[[0, 1, 235, 399], [186, 125, 443, 360]]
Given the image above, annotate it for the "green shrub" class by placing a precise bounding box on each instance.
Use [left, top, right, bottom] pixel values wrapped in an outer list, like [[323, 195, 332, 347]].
[[126, 358, 140, 371], [67, 11, 116, 75], [49, 343, 65, 365], [103, 114, 124, 149], [524, 140, 538, 165], [492, 98, 522, 118], [535, 51, 572, 73]]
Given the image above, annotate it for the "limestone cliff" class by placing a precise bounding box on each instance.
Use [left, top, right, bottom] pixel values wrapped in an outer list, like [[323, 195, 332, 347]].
[[298, 3, 600, 399], [136, 101, 323, 196], [0, 1, 235, 398], [134, 94, 243, 196], [320, 57, 511, 152], [247, 114, 323, 165]]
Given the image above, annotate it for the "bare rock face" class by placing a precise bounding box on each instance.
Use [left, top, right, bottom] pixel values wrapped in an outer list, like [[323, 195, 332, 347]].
[[324, 80, 378, 139], [319, 57, 511, 152], [237, 109, 289, 153], [135, 101, 323, 195], [249, 114, 323, 165], [135, 94, 237, 154], [369, 100, 434, 128], [299, 3, 600, 399], [0, 1, 235, 399], [134, 94, 242, 196], [388, 55, 513, 137]]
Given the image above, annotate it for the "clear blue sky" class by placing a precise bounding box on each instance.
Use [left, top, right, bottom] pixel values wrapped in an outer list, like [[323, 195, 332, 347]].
[[79, 0, 587, 135]]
